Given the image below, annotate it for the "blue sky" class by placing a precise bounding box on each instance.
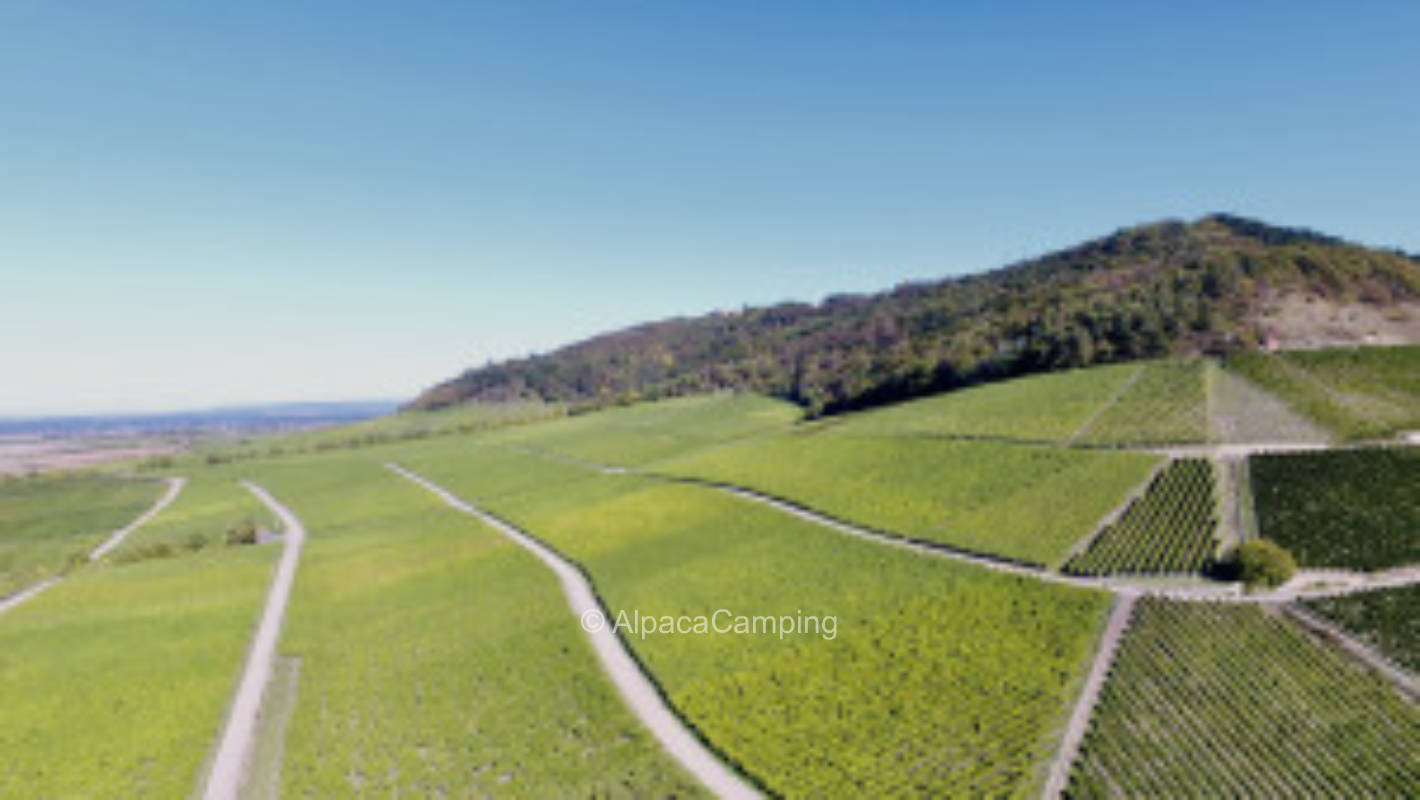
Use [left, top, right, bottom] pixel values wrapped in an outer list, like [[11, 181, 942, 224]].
[[2, 1, 1417, 415]]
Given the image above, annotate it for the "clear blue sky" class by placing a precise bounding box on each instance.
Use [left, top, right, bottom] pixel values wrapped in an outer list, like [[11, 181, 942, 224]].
[[2, 1, 1417, 415]]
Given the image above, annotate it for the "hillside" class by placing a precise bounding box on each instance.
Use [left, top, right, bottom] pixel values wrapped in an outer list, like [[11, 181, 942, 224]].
[[413, 215, 1420, 415]]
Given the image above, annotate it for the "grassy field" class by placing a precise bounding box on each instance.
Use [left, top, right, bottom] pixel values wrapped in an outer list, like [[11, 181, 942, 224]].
[[1067, 599, 1420, 798], [242, 454, 702, 797], [1305, 586, 1420, 674], [1251, 448, 1420, 571], [829, 363, 1141, 443], [0, 532, 275, 796], [0, 472, 165, 597], [1063, 459, 1218, 576], [1074, 360, 1209, 446], [110, 472, 275, 558], [1227, 345, 1420, 439], [654, 430, 1159, 565], [396, 444, 1112, 797]]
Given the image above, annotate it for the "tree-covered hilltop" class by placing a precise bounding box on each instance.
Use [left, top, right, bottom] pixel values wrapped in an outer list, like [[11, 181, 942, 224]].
[[413, 215, 1420, 416]]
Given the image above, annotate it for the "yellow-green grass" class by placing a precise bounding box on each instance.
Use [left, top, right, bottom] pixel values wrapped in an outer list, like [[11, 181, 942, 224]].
[[111, 470, 276, 557], [1226, 345, 1420, 440], [492, 392, 802, 467], [1075, 360, 1209, 445], [652, 431, 1159, 566], [0, 471, 165, 597], [0, 543, 275, 797], [398, 444, 1112, 797], [242, 453, 703, 797], [830, 362, 1142, 443]]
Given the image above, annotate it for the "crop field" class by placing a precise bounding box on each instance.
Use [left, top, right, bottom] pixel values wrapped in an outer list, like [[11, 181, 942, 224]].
[[1251, 447, 1420, 570], [0, 472, 164, 597], [1074, 360, 1208, 446], [1067, 599, 1420, 798], [0, 533, 275, 796], [399, 445, 1113, 797], [1227, 345, 1420, 439], [1064, 459, 1218, 576], [1208, 364, 1332, 444], [110, 471, 275, 558], [492, 392, 801, 467], [242, 453, 701, 797], [1305, 586, 1420, 674], [653, 431, 1159, 565], [830, 363, 1141, 443]]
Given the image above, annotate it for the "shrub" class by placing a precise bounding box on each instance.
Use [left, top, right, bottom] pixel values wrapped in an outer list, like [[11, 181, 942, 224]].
[[226, 520, 258, 546], [185, 533, 210, 552], [1234, 538, 1297, 588]]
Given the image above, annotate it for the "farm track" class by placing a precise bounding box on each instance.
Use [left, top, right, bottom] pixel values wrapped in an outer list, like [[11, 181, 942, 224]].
[[385, 463, 762, 800], [0, 475, 187, 617], [202, 482, 306, 800], [1281, 604, 1420, 702]]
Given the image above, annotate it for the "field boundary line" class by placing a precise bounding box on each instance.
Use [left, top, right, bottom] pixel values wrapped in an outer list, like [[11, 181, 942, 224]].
[[1281, 603, 1420, 702], [385, 463, 762, 800], [1, 475, 187, 618], [1065, 364, 1145, 446], [89, 476, 187, 561], [202, 482, 307, 800], [1052, 458, 1171, 572], [1042, 592, 1136, 799]]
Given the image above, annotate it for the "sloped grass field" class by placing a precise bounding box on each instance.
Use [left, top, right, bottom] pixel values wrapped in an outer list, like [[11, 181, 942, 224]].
[[0, 472, 164, 597], [243, 455, 702, 798], [110, 471, 275, 558], [1064, 459, 1218, 576], [1067, 600, 1420, 798], [0, 537, 275, 796], [1251, 447, 1420, 570], [1306, 585, 1420, 674], [1074, 360, 1208, 446], [831, 363, 1140, 443], [1227, 345, 1420, 439], [654, 430, 1159, 565], [396, 444, 1113, 797], [496, 392, 801, 467]]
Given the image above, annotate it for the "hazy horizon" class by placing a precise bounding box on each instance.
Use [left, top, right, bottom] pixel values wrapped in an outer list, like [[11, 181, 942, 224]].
[[5, 1, 1418, 416]]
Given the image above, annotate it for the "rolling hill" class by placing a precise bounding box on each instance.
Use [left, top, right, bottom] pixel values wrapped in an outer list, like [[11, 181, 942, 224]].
[[413, 214, 1420, 416]]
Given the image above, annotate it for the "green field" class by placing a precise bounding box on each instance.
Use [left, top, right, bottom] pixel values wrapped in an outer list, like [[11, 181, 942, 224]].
[[0, 528, 275, 795], [243, 454, 702, 797], [1227, 345, 1420, 439], [830, 363, 1141, 443], [655, 430, 1159, 565], [0, 472, 164, 597], [1305, 586, 1420, 674], [110, 472, 275, 559], [397, 443, 1112, 797], [1251, 447, 1420, 571], [1073, 360, 1209, 446], [1063, 459, 1218, 576], [1067, 599, 1420, 798]]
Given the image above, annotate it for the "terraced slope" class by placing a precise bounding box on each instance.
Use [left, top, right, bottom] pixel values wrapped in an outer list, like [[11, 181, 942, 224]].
[[0, 473, 164, 597], [397, 444, 1112, 797], [1228, 345, 1420, 439], [1066, 600, 1420, 798], [1252, 447, 1420, 571], [243, 455, 702, 798], [1064, 459, 1218, 576], [1074, 360, 1208, 446], [654, 430, 1159, 565]]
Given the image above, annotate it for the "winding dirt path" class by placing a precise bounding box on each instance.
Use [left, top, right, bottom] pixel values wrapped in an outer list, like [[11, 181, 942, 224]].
[[0, 475, 187, 617], [202, 482, 306, 800], [386, 463, 761, 800], [89, 476, 187, 561]]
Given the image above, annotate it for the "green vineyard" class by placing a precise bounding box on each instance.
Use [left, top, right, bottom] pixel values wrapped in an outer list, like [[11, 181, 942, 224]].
[[1063, 459, 1218, 576], [1306, 585, 1420, 674]]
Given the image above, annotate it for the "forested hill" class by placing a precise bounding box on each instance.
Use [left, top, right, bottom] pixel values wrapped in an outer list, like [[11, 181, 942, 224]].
[[414, 215, 1420, 416]]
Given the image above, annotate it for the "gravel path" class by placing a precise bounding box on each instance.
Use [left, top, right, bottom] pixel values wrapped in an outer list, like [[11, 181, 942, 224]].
[[202, 482, 307, 800], [386, 463, 761, 800], [88, 476, 187, 561], [1042, 593, 1137, 799]]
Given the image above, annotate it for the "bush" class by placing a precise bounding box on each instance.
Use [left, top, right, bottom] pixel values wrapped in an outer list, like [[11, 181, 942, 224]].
[[185, 533, 210, 552], [1235, 538, 1297, 589], [226, 520, 258, 546]]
